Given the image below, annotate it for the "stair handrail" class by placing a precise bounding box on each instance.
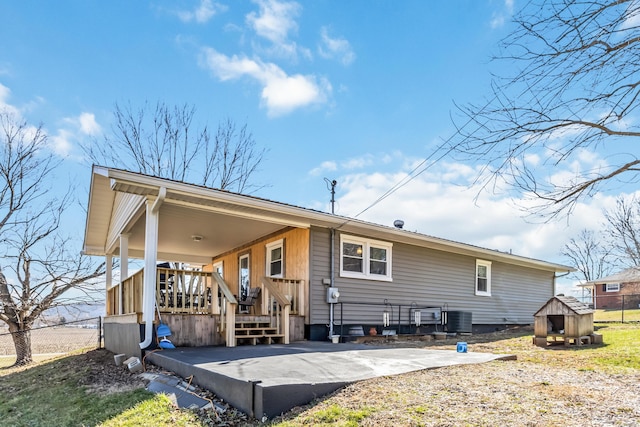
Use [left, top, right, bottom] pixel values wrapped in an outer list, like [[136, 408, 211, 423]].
[[261, 276, 292, 308], [261, 276, 291, 344]]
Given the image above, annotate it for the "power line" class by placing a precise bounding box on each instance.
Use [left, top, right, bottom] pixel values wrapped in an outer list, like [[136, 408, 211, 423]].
[[351, 94, 498, 219]]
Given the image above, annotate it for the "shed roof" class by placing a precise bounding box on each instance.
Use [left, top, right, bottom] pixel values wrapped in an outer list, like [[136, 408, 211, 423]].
[[534, 295, 594, 317]]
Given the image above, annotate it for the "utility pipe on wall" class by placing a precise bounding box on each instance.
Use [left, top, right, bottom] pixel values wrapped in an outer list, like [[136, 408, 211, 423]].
[[139, 187, 166, 349], [329, 228, 336, 339]]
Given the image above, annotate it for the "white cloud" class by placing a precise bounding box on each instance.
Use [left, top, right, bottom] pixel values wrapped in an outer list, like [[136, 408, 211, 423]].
[[0, 83, 20, 116], [78, 112, 102, 136], [490, 0, 515, 29], [246, 0, 301, 58], [199, 47, 331, 116], [342, 155, 374, 170], [247, 0, 300, 45], [309, 151, 620, 275], [620, 1, 640, 30], [177, 0, 224, 23], [318, 27, 355, 66], [0, 83, 100, 159], [309, 160, 338, 176], [55, 112, 103, 157], [50, 129, 73, 157]]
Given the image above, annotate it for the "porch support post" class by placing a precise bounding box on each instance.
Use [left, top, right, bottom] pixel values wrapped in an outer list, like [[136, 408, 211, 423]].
[[139, 187, 166, 349], [105, 254, 113, 315], [119, 233, 130, 315], [225, 299, 236, 347], [283, 305, 290, 344]]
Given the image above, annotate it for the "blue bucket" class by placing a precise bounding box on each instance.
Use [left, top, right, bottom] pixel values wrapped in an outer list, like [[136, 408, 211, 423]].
[[456, 342, 468, 353], [158, 338, 175, 349], [157, 324, 172, 337]]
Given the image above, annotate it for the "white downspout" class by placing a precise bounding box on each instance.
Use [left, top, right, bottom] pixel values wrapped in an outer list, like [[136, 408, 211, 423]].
[[139, 187, 166, 349]]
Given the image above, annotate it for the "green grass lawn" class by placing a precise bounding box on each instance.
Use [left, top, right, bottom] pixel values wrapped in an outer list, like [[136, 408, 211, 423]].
[[0, 352, 202, 427], [594, 308, 640, 322]]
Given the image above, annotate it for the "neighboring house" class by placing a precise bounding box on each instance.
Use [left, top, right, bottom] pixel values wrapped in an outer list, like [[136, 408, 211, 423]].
[[83, 166, 573, 357], [580, 268, 640, 310]]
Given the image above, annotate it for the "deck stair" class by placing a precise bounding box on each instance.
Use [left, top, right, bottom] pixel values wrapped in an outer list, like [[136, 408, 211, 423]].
[[235, 315, 285, 346]]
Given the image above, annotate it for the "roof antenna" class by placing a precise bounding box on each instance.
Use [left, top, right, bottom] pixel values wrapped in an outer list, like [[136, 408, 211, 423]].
[[324, 178, 337, 214]]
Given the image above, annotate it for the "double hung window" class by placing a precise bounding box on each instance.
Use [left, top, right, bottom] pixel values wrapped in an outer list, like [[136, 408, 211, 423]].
[[475, 260, 492, 296], [340, 235, 392, 281], [266, 239, 284, 278]]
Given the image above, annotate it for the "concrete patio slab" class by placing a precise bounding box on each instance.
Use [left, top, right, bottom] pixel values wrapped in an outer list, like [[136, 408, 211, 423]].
[[145, 341, 513, 419]]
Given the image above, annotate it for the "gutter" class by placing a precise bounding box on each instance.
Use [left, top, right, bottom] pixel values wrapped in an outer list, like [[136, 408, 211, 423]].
[[139, 187, 166, 349]]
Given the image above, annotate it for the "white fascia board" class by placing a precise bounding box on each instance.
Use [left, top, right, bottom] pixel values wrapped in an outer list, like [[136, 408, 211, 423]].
[[82, 245, 107, 256]]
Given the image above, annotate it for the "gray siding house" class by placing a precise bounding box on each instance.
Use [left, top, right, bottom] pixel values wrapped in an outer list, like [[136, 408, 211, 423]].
[[83, 166, 572, 355]]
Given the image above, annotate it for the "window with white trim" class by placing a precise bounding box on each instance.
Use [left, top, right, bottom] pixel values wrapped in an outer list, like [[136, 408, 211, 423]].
[[340, 235, 392, 281], [475, 260, 492, 296], [604, 283, 620, 292], [266, 239, 284, 278], [213, 261, 223, 278]]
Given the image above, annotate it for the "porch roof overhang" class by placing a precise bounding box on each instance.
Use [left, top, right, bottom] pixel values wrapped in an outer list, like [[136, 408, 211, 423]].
[[83, 166, 573, 273], [83, 166, 336, 264]]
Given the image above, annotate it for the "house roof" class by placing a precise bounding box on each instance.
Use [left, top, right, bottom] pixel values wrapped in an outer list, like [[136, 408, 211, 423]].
[[83, 165, 574, 272], [582, 268, 640, 286], [534, 295, 594, 316]]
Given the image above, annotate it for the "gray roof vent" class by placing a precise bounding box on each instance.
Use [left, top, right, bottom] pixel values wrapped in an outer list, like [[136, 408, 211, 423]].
[[393, 219, 404, 229]]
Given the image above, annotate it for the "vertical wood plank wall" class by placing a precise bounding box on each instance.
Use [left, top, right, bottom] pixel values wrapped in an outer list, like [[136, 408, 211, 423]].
[[209, 227, 310, 315]]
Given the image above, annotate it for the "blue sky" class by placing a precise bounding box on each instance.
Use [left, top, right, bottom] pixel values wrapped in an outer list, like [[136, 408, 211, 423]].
[[0, 0, 625, 293]]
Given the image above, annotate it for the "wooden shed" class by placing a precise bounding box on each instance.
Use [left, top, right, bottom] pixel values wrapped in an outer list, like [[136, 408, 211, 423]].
[[533, 295, 601, 347]]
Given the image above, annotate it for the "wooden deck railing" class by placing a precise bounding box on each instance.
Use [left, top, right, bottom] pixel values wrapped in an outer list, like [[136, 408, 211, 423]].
[[268, 278, 305, 316], [106, 267, 238, 316], [106, 267, 240, 346], [105, 268, 307, 347], [106, 270, 144, 315], [261, 276, 292, 344], [156, 267, 216, 314]]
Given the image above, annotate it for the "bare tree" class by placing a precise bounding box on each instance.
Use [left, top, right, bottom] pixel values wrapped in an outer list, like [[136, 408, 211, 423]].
[[0, 111, 58, 239], [450, 0, 640, 219], [0, 218, 105, 365], [604, 195, 640, 267], [0, 110, 105, 366], [561, 229, 617, 283], [84, 102, 268, 193]]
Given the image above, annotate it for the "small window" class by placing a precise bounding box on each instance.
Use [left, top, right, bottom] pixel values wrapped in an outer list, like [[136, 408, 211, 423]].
[[475, 260, 492, 296], [266, 239, 284, 278], [213, 261, 223, 278], [340, 235, 392, 281], [239, 253, 250, 304], [605, 283, 620, 292]]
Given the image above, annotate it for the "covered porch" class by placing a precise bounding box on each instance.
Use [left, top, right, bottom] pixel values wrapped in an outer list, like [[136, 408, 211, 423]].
[[104, 265, 302, 353], [84, 167, 318, 357]]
